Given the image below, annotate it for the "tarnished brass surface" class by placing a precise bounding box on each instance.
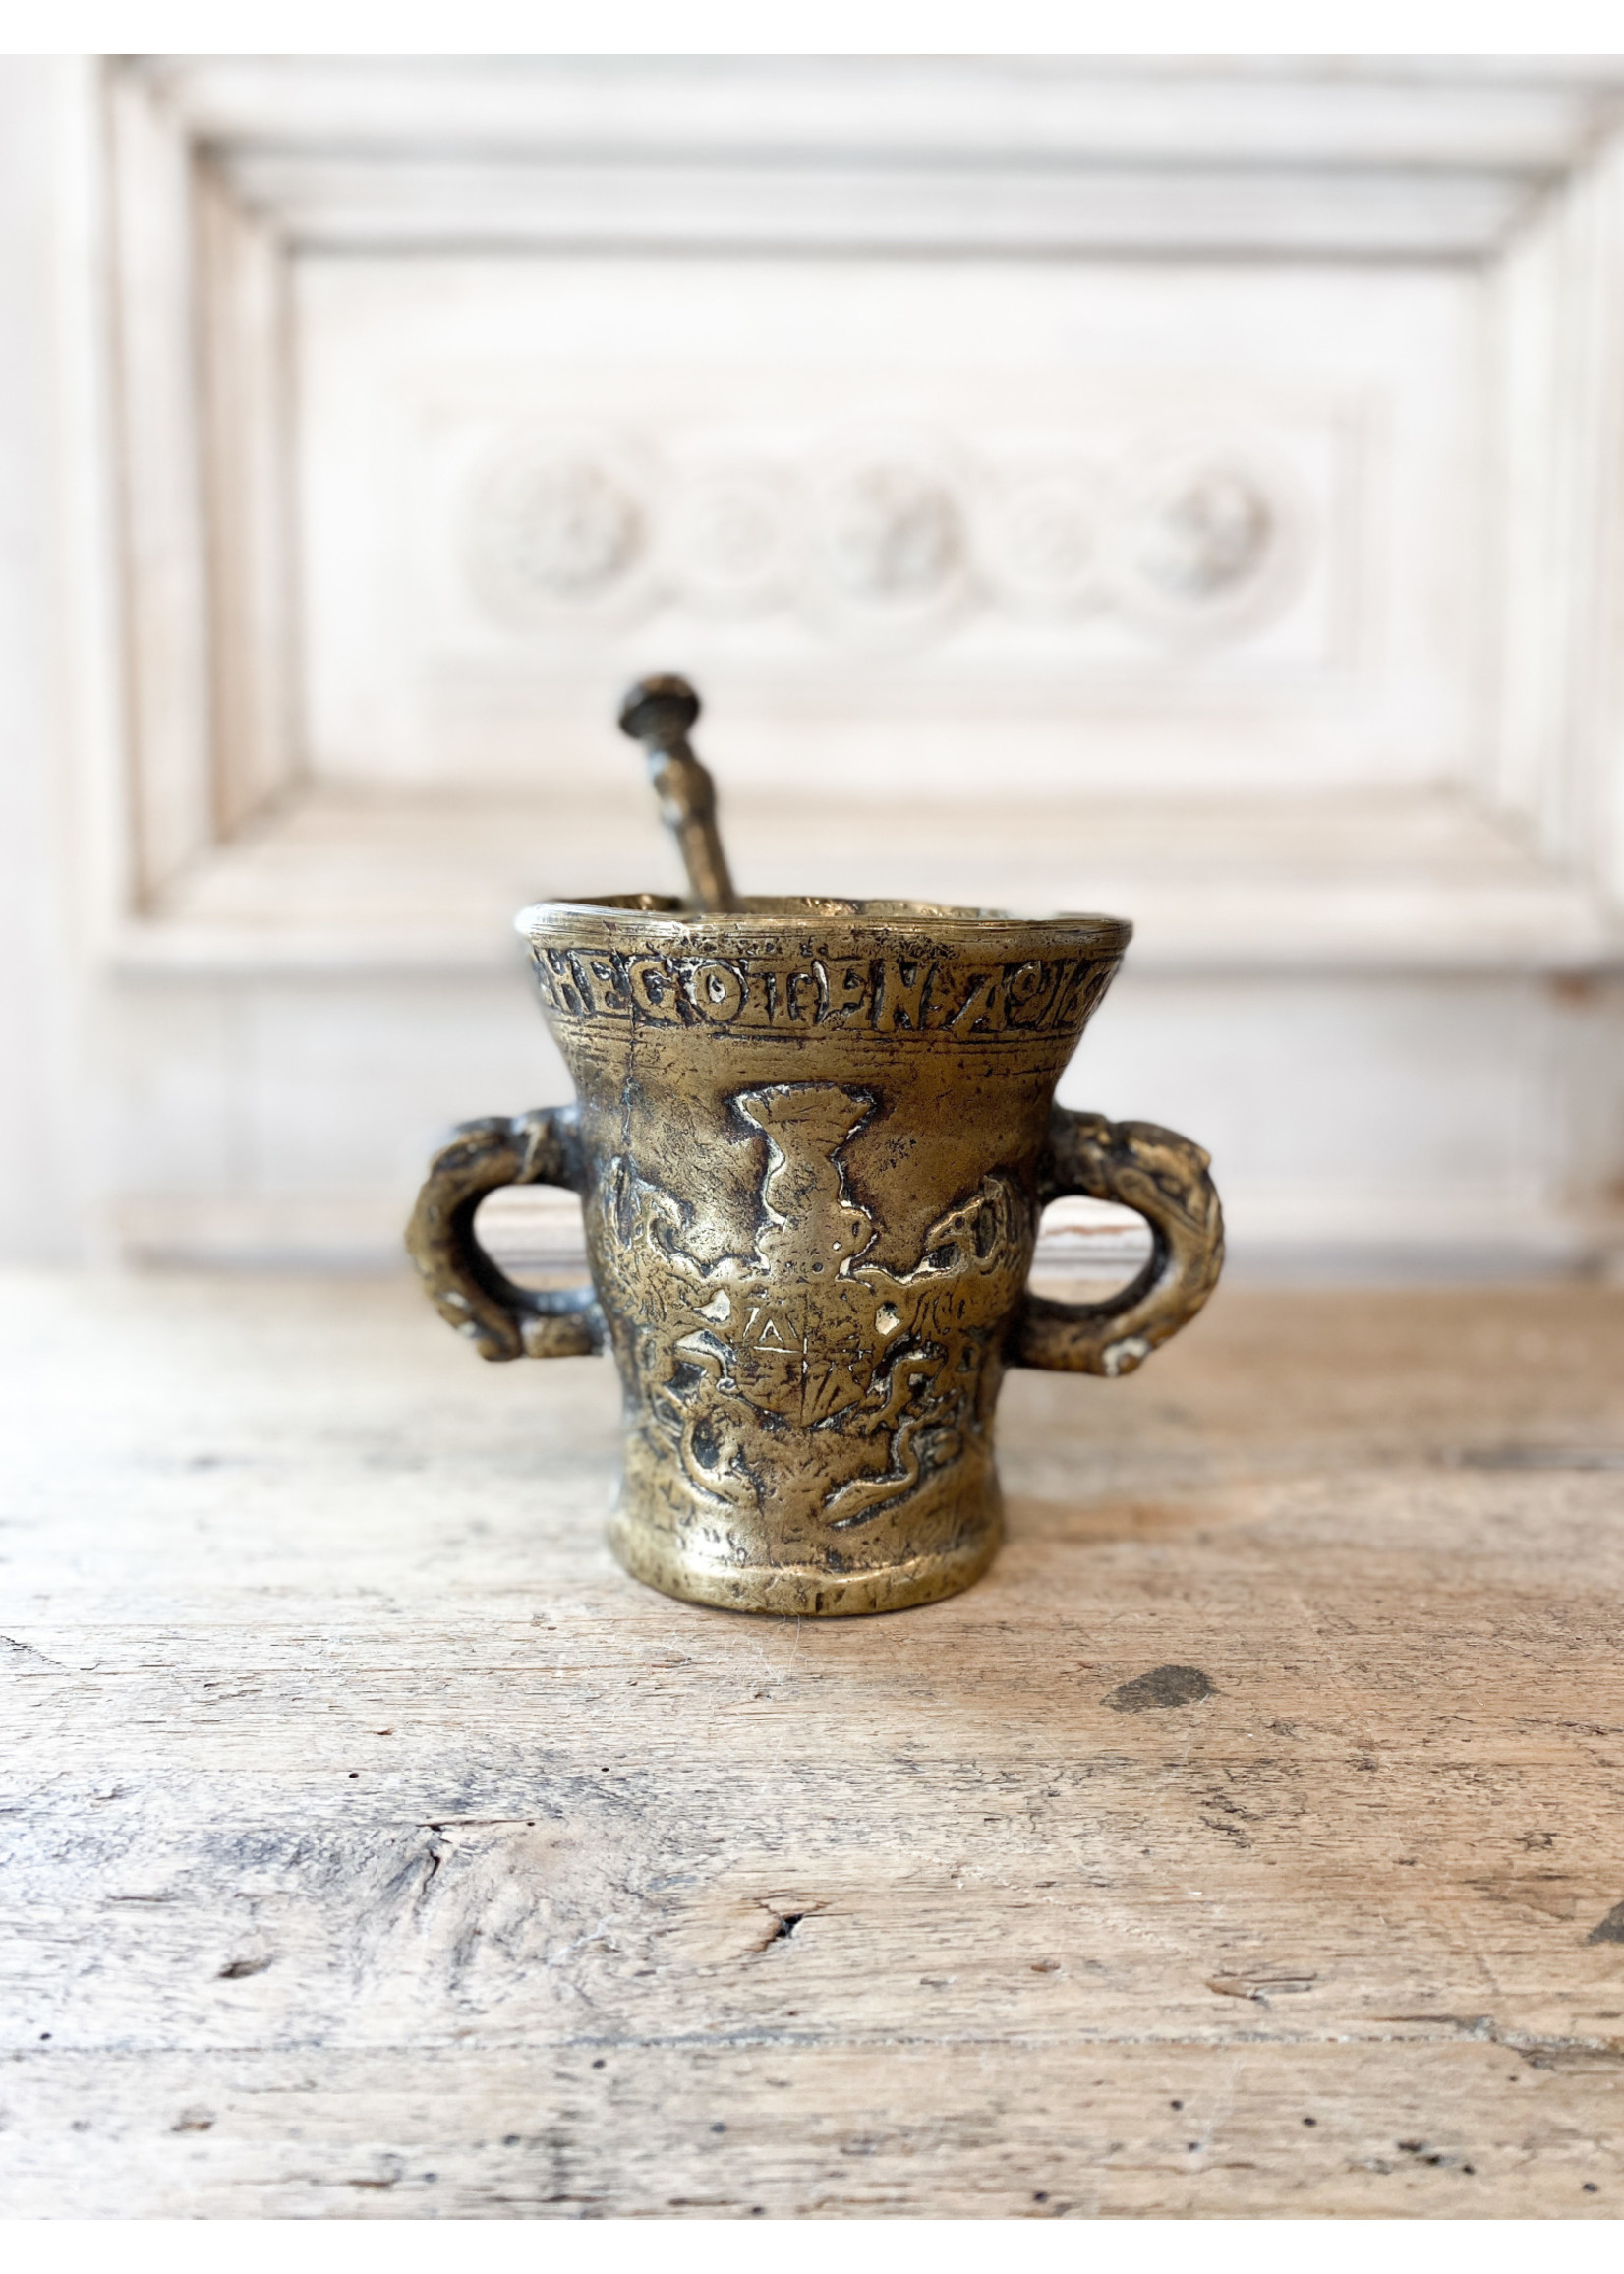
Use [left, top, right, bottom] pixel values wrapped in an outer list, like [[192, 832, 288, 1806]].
[[408, 891, 1224, 1615]]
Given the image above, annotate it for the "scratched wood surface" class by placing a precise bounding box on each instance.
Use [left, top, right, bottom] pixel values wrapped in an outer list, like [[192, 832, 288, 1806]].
[[4, 1268, 1624, 2219]]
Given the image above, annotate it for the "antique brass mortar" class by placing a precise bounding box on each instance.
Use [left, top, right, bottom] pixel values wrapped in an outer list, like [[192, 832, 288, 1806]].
[[408, 678, 1224, 1615]]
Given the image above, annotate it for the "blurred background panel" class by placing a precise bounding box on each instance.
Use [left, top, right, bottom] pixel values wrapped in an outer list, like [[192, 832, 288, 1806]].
[[3, 54, 1623, 1276]]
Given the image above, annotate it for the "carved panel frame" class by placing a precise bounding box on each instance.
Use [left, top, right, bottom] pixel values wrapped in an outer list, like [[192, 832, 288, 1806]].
[[94, 56, 1624, 937]]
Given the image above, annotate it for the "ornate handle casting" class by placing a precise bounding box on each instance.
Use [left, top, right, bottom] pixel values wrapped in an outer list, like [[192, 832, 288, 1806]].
[[1013, 1107, 1224, 1376], [405, 1105, 604, 1363]]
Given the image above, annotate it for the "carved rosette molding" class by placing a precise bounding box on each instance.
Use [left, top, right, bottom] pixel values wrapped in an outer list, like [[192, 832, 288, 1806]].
[[982, 463, 1103, 614], [1109, 446, 1309, 641], [460, 425, 1312, 649], [463, 431, 659, 631], [667, 462, 794, 616]]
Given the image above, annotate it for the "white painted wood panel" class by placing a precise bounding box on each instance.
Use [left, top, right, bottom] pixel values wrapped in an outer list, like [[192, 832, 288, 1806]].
[[294, 253, 1480, 802], [5, 58, 1624, 1274]]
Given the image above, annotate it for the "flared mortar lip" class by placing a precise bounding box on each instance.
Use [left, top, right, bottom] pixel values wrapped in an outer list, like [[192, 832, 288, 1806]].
[[514, 891, 1133, 955]]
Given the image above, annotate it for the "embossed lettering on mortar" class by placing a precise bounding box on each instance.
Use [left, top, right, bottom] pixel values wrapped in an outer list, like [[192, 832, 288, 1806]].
[[531, 946, 1119, 1037]]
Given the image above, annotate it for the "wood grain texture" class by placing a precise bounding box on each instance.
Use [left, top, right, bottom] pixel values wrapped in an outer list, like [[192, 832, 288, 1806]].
[[3, 1269, 1624, 2218]]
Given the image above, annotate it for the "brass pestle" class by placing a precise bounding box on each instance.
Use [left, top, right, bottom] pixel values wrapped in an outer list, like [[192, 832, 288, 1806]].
[[617, 673, 739, 914]]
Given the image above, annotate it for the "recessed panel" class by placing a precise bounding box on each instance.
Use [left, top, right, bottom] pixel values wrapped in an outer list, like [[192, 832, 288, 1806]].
[[296, 253, 1481, 799]]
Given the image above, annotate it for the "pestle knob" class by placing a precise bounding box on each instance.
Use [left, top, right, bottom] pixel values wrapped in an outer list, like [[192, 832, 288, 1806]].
[[617, 673, 739, 913]]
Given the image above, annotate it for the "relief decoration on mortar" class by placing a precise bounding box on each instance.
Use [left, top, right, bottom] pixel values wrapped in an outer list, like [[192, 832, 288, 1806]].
[[596, 1083, 1028, 1528]]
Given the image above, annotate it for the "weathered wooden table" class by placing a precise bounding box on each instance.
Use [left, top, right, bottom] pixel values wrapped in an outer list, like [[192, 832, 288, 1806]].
[[4, 1270, 1624, 2218]]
